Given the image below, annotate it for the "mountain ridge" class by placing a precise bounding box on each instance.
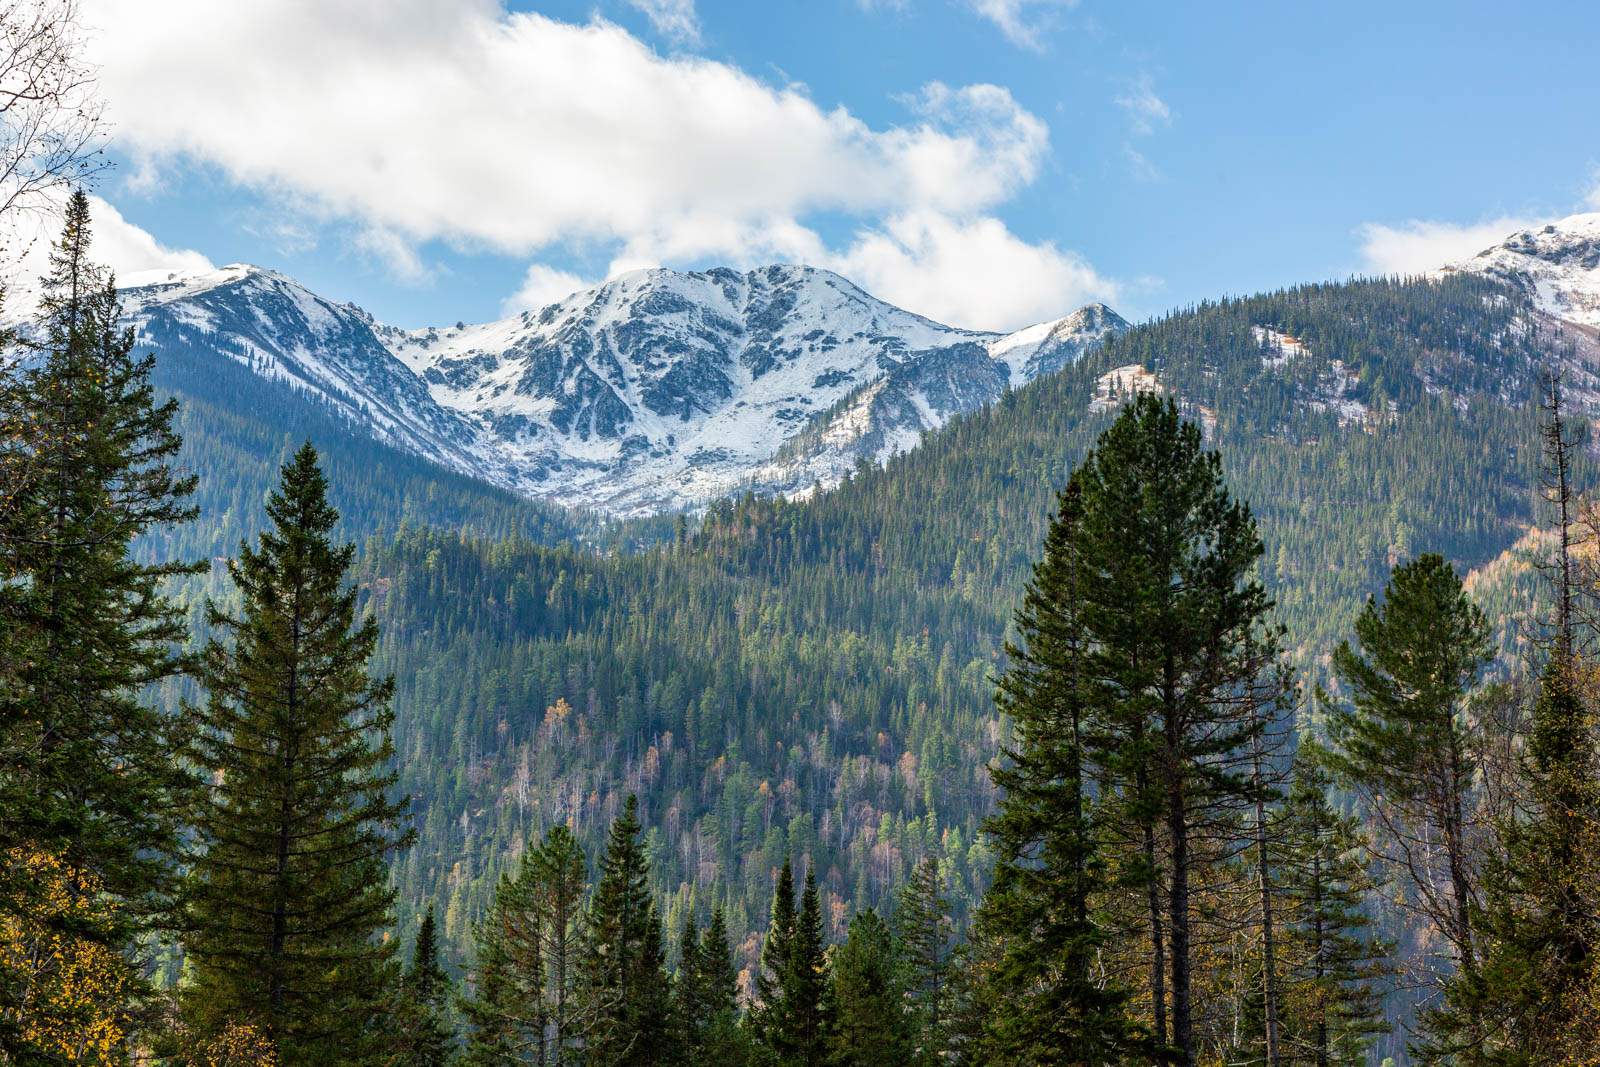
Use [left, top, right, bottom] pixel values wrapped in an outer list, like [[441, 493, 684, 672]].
[[119, 261, 1128, 516]]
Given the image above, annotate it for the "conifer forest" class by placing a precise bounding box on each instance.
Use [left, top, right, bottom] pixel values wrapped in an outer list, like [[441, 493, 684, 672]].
[[5, 3, 1600, 1065]]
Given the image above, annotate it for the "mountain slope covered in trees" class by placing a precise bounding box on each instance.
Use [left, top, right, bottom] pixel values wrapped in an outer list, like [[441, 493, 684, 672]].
[[304, 271, 1579, 992]]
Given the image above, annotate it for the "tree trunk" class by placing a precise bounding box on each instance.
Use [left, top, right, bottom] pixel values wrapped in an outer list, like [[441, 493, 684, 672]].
[[1254, 737, 1282, 1067]]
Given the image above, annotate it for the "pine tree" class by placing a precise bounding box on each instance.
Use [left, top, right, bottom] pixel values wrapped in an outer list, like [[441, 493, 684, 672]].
[[678, 906, 745, 1067], [583, 795, 673, 1066], [1276, 752, 1392, 1067], [1066, 395, 1289, 1066], [894, 858, 953, 1065], [532, 824, 587, 1066], [828, 909, 912, 1067], [180, 443, 413, 1063], [975, 475, 1148, 1065], [396, 907, 456, 1066], [752, 860, 832, 1067], [1319, 553, 1490, 975], [1438, 660, 1600, 1063], [460, 868, 543, 1065], [751, 856, 797, 1057], [0, 190, 198, 1056]]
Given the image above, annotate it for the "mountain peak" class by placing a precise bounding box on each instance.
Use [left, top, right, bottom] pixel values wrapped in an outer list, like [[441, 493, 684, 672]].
[[1453, 213, 1600, 328], [122, 260, 1125, 515]]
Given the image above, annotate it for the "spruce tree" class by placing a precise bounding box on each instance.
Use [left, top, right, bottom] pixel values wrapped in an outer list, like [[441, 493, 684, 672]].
[[751, 856, 797, 1057], [396, 907, 456, 1066], [787, 870, 832, 1067], [894, 858, 953, 1064], [752, 860, 832, 1067], [1438, 660, 1600, 1063], [461, 825, 588, 1064], [0, 191, 197, 1056], [976, 475, 1147, 1065], [1319, 553, 1490, 975], [460, 868, 543, 1065], [583, 795, 673, 1066], [697, 906, 747, 1066], [1276, 752, 1392, 1067], [180, 443, 413, 1062], [678, 906, 745, 1067], [828, 909, 912, 1067], [532, 824, 587, 1065]]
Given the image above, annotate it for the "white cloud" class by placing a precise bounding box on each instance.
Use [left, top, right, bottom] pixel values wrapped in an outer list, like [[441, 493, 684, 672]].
[[78, 0, 1103, 330], [625, 0, 699, 44], [501, 263, 593, 316], [1585, 166, 1600, 211], [1356, 215, 1545, 276], [966, 0, 1077, 51], [1, 194, 214, 315], [1115, 74, 1170, 136], [828, 211, 1118, 331]]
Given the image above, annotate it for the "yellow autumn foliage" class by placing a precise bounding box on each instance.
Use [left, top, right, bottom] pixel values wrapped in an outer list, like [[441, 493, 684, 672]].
[[193, 1022, 278, 1067], [0, 847, 133, 1064]]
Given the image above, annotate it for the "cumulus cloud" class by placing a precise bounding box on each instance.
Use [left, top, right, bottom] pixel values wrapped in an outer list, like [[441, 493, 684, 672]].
[[1586, 167, 1600, 211], [1, 194, 214, 314], [502, 263, 594, 316], [828, 211, 1117, 331], [1356, 215, 1545, 276], [625, 0, 699, 44], [79, 0, 1101, 329], [966, 0, 1078, 51]]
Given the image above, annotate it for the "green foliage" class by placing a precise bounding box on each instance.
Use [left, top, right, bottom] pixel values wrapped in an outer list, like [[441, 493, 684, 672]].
[[396, 908, 457, 1066], [677, 906, 747, 1067], [1276, 752, 1393, 1066], [973, 474, 1147, 1065], [583, 795, 674, 1066], [893, 859, 953, 1063], [180, 444, 413, 1063], [1320, 552, 1492, 976], [751, 862, 833, 1067], [1437, 660, 1600, 1064], [0, 191, 199, 1058], [828, 910, 912, 1067]]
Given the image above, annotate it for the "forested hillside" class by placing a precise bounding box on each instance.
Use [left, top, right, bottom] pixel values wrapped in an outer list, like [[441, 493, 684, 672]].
[[296, 272, 1576, 978]]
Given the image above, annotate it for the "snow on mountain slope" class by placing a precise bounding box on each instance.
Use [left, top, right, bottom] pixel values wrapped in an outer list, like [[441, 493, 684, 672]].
[[122, 263, 1126, 515], [122, 264, 494, 478], [1449, 212, 1600, 329]]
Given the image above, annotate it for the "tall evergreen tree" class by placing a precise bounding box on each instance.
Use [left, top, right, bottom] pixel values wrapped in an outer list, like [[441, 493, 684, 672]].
[[460, 825, 588, 1065], [532, 825, 588, 1066], [751, 857, 797, 1057], [975, 476, 1148, 1065], [583, 795, 673, 1066], [396, 906, 456, 1067], [894, 858, 953, 1064], [677, 906, 745, 1067], [752, 861, 832, 1067], [180, 443, 413, 1063], [828, 908, 913, 1067], [1319, 553, 1490, 976], [460, 868, 544, 1066], [0, 190, 198, 1056], [1276, 753, 1392, 1067], [1438, 660, 1600, 1063], [1071, 395, 1290, 1066]]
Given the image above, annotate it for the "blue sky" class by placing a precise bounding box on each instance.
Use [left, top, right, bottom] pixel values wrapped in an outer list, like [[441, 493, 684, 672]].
[[70, 0, 1600, 332]]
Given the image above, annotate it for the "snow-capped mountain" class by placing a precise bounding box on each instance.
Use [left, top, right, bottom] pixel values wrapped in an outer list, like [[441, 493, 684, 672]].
[[1449, 212, 1600, 329], [122, 262, 1126, 515]]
